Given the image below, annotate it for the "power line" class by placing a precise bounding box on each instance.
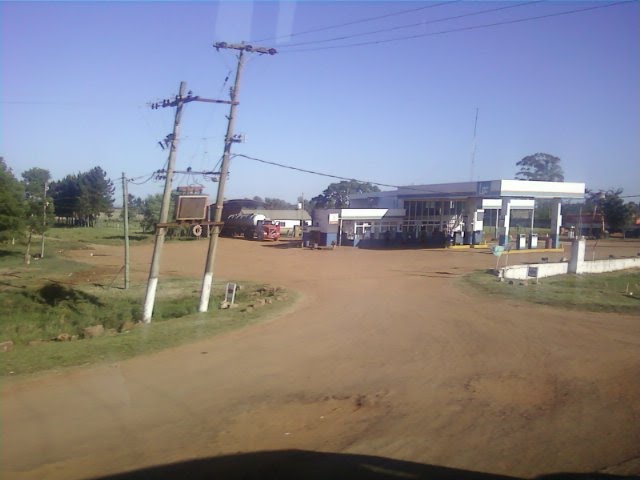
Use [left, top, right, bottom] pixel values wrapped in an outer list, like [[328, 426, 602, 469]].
[[232, 153, 440, 193], [253, 1, 459, 43], [1, 100, 147, 108], [282, 1, 540, 49], [128, 172, 158, 186], [278, 1, 632, 53]]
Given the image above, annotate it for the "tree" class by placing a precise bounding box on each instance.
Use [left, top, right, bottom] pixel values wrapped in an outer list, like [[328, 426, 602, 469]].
[[263, 197, 296, 210], [140, 194, 163, 232], [78, 166, 115, 226], [50, 166, 115, 226], [21, 167, 54, 260], [121, 194, 144, 221], [22, 168, 54, 230], [50, 173, 82, 224], [311, 180, 381, 209], [140, 193, 177, 233], [515, 153, 564, 182], [0, 158, 26, 242], [586, 188, 634, 233]]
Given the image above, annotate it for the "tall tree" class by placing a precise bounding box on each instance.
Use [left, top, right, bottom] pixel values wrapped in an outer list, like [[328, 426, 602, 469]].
[[22, 168, 54, 229], [0, 158, 26, 242], [21, 167, 54, 260], [586, 188, 634, 233], [50, 167, 115, 226], [515, 153, 564, 182], [311, 180, 380, 209], [50, 173, 82, 224], [78, 166, 115, 226]]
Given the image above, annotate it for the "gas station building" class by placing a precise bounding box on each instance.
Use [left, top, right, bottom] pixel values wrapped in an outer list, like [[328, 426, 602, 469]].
[[309, 179, 585, 248]]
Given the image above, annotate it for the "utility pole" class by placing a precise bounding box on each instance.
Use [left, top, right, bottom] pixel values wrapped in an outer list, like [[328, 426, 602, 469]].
[[143, 81, 187, 323], [142, 84, 235, 322], [299, 192, 304, 248], [40, 180, 48, 258], [199, 42, 276, 312], [122, 173, 130, 290]]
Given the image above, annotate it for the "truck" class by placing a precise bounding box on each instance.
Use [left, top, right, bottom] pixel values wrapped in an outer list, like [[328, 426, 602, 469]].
[[221, 213, 281, 241]]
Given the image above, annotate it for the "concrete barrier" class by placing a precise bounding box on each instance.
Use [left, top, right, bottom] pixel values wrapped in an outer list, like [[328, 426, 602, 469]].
[[499, 238, 640, 280], [500, 262, 568, 281], [579, 257, 640, 274]]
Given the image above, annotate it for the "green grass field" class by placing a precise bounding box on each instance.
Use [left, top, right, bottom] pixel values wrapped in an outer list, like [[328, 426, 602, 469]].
[[45, 221, 153, 249], [2, 281, 294, 377], [0, 234, 295, 378], [463, 269, 640, 315]]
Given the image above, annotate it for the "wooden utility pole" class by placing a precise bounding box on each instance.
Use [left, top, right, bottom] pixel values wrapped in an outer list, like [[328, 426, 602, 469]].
[[40, 180, 48, 258], [199, 42, 276, 312], [122, 173, 130, 290], [143, 81, 187, 323]]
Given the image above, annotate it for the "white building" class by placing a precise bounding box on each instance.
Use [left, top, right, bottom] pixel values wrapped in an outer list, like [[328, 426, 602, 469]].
[[311, 180, 585, 247]]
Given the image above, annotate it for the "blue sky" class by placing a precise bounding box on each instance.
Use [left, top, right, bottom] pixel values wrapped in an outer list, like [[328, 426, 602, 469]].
[[2, 1, 638, 205]]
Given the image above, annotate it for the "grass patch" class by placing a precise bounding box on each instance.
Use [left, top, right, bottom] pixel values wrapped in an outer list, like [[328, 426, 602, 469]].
[[45, 222, 153, 249], [0, 245, 296, 378], [0, 245, 89, 278], [2, 279, 295, 377], [462, 269, 640, 315]]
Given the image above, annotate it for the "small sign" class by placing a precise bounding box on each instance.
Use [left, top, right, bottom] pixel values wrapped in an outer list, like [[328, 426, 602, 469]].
[[328, 213, 339, 225], [527, 267, 538, 278], [175, 195, 208, 221], [225, 283, 237, 305], [477, 181, 492, 195]]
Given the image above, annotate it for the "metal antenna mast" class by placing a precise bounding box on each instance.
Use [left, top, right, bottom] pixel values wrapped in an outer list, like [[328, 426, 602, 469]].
[[470, 108, 479, 181]]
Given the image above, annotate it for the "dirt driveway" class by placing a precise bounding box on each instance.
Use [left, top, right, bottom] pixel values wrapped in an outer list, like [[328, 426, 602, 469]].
[[2, 239, 640, 479]]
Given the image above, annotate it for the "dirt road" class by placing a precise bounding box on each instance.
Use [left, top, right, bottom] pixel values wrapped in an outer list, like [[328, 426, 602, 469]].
[[3, 239, 640, 479]]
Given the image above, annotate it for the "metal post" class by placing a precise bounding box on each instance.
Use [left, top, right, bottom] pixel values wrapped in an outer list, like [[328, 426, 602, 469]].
[[143, 81, 187, 322], [530, 203, 535, 231], [199, 50, 245, 312]]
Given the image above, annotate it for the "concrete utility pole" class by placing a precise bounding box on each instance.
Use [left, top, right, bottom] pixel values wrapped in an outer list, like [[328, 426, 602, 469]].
[[40, 180, 48, 258], [199, 42, 276, 312], [122, 173, 130, 290], [142, 84, 235, 322], [299, 193, 304, 248], [143, 81, 187, 323]]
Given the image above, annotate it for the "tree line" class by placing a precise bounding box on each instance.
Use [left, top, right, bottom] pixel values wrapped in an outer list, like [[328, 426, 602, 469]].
[[515, 152, 637, 233], [1, 153, 637, 247], [0, 158, 115, 244]]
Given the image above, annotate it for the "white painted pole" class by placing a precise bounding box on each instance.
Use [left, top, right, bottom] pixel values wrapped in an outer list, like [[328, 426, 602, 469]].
[[199, 49, 245, 313], [143, 81, 186, 323]]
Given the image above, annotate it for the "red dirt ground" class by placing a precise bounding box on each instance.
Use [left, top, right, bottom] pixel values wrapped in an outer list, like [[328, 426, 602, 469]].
[[2, 238, 640, 479]]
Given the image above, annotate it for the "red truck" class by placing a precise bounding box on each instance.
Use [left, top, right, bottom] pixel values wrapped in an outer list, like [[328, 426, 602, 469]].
[[221, 213, 280, 240]]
